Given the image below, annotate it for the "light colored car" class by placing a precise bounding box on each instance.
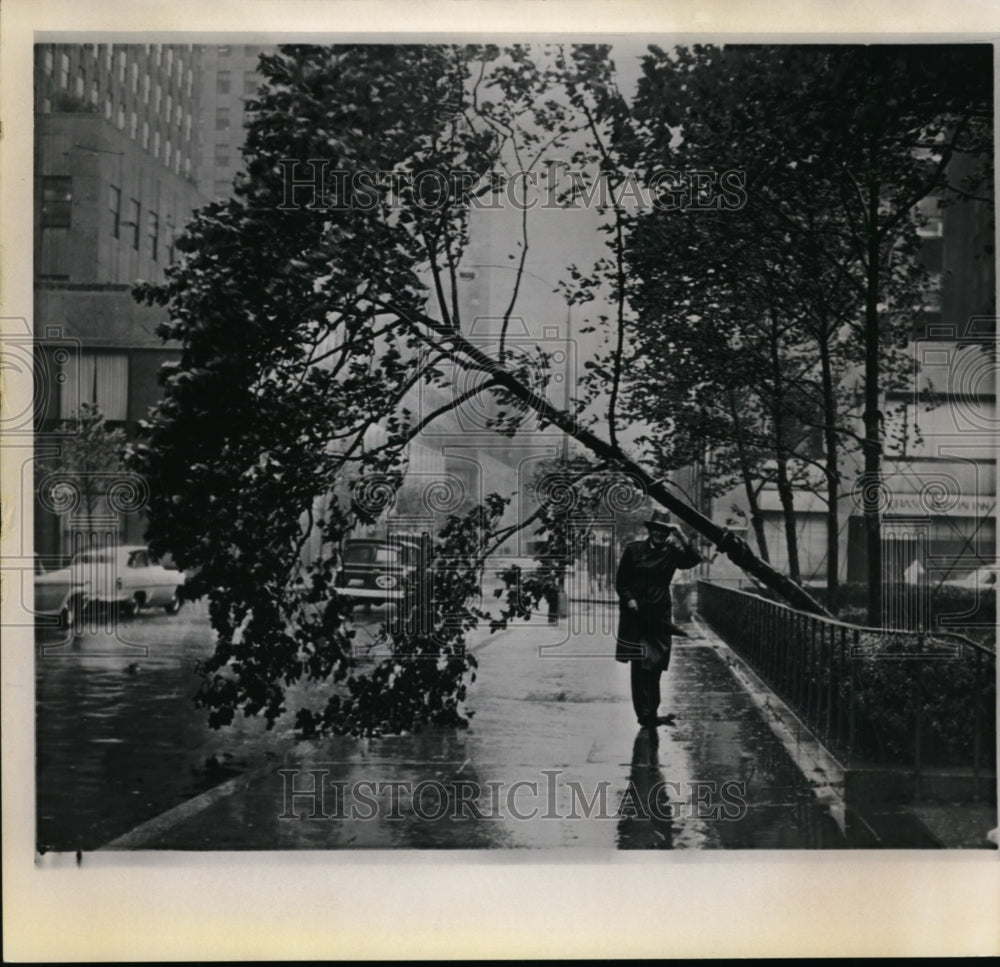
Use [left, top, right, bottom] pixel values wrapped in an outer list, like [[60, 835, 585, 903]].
[[71, 544, 184, 616], [952, 564, 999, 591], [34, 556, 89, 629]]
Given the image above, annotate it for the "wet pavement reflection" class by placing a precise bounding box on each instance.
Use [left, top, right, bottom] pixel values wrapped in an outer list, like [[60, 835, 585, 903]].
[[37, 601, 847, 851]]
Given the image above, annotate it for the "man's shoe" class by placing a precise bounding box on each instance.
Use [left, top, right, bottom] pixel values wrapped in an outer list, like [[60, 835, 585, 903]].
[[656, 713, 677, 726]]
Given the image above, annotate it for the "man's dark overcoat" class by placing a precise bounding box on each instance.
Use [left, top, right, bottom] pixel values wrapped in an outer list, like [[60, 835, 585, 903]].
[[614, 535, 701, 663]]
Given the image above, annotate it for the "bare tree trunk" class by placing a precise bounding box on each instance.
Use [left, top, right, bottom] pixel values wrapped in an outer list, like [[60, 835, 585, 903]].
[[727, 390, 770, 563], [773, 449, 802, 585], [768, 311, 800, 584], [406, 307, 832, 617], [818, 326, 841, 612], [863, 173, 884, 626]]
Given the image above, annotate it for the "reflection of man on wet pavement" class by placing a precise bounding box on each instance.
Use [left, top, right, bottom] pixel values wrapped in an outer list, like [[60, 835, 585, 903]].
[[615, 510, 701, 735]]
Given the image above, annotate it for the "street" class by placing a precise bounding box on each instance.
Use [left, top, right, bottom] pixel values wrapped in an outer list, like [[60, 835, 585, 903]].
[[36, 596, 847, 851]]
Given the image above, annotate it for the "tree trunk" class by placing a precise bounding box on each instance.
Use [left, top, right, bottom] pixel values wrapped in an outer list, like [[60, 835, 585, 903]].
[[728, 390, 769, 563], [773, 450, 801, 585], [817, 326, 841, 612], [413, 308, 833, 617], [863, 170, 884, 626], [767, 310, 800, 584], [744, 476, 770, 565]]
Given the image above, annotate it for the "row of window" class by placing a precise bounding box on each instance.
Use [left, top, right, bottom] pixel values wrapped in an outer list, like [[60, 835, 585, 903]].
[[42, 46, 194, 99], [40, 176, 174, 263], [217, 45, 264, 57], [48, 60, 194, 137], [215, 70, 259, 96]]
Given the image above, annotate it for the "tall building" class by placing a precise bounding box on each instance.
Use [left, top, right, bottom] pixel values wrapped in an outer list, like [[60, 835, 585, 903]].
[[193, 44, 268, 200], [34, 44, 209, 558]]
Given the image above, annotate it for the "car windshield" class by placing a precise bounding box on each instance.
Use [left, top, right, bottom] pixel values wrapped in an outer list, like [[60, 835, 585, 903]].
[[343, 543, 398, 565], [72, 551, 113, 565]]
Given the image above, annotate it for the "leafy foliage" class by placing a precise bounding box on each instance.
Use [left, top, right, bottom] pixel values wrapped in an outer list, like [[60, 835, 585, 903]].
[[130, 45, 596, 737]]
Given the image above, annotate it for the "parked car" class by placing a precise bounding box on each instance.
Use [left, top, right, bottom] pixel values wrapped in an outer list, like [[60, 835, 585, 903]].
[[34, 556, 89, 629], [71, 544, 184, 616], [951, 564, 999, 590], [334, 538, 422, 609]]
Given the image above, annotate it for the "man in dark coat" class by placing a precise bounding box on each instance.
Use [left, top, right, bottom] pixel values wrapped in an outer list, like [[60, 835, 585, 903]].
[[616, 510, 702, 732]]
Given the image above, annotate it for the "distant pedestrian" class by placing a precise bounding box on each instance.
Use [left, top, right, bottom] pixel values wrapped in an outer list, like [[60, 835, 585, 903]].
[[615, 510, 702, 735]]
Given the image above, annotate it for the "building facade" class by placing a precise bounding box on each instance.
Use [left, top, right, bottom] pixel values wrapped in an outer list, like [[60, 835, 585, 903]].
[[34, 44, 209, 560]]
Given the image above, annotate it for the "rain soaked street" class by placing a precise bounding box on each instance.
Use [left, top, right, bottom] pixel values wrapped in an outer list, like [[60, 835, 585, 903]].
[[35, 594, 852, 852]]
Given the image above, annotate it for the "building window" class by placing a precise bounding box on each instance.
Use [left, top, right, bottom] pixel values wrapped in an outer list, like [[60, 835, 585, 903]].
[[214, 178, 231, 198], [165, 48, 173, 71], [165, 94, 172, 123], [185, 68, 193, 96], [152, 130, 160, 157], [244, 70, 257, 94], [116, 104, 125, 130], [215, 107, 230, 131], [130, 62, 138, 93], [143, 73, 150, 104], [41, 98, 51, 114], [218, 45, 231, 56], [59, 352, 129, 422], [59, 53, 69, 89], [129, 198, 141, 250], [104, 95, 112, 120], [153, 84, 161, 112], [174, 103, 182, 127], [217, 70, 231, 94], [75, 67, 85, 97], [41, 176, 72, 227], [43, 49, 53, 74], [214, 145, 230, 167], [117, 50, 126, 83], [109, 185, 121, 238], [183, 114, 191, 141], [90, 80, 99, 106], [164, 141, 171, 167], [141, 120, 149, 149], [104, 45, 112, 72], [148, 211, 159, 261], [183, 157, 191, 178], [174, 152, 182, 175], [129, 111, 137, 139]]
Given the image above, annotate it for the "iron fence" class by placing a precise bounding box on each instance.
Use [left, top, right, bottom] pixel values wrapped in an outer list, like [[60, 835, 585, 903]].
[[697, 581, 996, 800]]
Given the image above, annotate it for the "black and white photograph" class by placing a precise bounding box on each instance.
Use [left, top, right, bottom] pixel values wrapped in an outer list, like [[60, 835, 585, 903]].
[[3, 0, 999, 960]]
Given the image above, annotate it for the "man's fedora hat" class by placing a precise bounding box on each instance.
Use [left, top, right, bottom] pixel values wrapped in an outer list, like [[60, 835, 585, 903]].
[[645, 509, 674, 532]]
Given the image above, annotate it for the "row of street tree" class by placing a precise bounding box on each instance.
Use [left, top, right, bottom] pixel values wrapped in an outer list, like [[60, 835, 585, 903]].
[[128, 43, 992, 736]]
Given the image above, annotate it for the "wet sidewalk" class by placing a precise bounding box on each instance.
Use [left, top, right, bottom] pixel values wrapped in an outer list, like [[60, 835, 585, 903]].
[[101, 611, 849, 850]]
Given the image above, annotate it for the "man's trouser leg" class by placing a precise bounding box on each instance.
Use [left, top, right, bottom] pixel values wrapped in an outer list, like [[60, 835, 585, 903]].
[[630, 660, 662, 726]]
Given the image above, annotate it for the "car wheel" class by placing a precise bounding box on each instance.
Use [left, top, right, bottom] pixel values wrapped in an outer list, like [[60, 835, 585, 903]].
[[59, 595, 85, 632], [121, 598, 138, 618], [164, 592, 181, 615]]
